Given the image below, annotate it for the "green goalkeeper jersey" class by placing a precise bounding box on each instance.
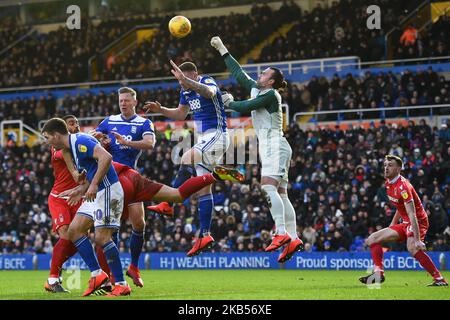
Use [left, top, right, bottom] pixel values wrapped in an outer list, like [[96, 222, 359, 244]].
[[224, 54, 284, 137]]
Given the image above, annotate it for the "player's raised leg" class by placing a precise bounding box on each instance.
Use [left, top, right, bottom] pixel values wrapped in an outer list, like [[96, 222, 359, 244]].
[[406, 237, 448, 287], [147, 148, 199, 215], [358, 228, 400, 284]]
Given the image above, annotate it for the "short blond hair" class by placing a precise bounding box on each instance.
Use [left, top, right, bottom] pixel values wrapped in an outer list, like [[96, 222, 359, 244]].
[[118, 87, 137, 100]]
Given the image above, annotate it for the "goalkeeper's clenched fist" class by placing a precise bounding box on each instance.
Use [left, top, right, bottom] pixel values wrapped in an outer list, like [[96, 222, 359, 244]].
[[210, 36, 229, 56]]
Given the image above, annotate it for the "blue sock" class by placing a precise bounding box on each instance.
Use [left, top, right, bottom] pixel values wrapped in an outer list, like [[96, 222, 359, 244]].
[[130, 230, 144, 268], [102, 241, 125, 283], [112, 231, 119, 248], [198, 194, 214, 236], [172, 164, 195, 188], [73, 236, 100, 272]]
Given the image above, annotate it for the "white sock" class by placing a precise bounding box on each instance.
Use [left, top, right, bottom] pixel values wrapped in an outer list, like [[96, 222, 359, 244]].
[[280, 193, 298, 239], [261, 184, 286, 234], [91, 269, 103, 277], [48, 277, 59, 285], [116, 281, 127, 286]]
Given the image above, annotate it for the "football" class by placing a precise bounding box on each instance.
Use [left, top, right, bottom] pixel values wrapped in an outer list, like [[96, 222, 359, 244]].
[[168, 15, 191, 38]]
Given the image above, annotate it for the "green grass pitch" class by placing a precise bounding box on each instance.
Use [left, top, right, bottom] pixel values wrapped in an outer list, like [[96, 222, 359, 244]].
[[0, 270, 449, 300]]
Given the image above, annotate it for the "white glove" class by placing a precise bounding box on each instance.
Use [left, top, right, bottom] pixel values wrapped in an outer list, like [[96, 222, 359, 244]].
[[221, 92, 234, 107], [210, 36, 228, 56]]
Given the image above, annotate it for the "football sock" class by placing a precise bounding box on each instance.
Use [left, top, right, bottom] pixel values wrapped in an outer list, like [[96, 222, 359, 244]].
[[370, 243, 384, 273], [130, 230, 144, 267], [112, 231, 119, 247], [73, 236, 101, 273], [103, 241, 125, 283], [280, 193, 298, 239], [96, 245, 111, 276], [261, 184, 286, 234], [414, 250, 442, 279], [49, 238, 78, 279], [198, 194, 214, 236], [179, 174, 216, 199], [172, 164, 195, 188]]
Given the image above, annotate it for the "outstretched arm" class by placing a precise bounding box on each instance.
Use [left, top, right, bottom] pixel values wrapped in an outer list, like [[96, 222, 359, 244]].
[[143, 101, 190, 121], [211, 36, 257, 93], [226, 90, 277, 113], [170, 60, 217, 99]]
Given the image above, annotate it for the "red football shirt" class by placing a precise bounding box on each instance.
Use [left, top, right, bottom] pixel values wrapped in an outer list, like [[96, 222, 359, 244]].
[[385, 175, 427, 224], [50, 147, 79, 194]]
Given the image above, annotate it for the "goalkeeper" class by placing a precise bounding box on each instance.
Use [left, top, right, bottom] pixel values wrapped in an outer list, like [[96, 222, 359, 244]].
[[211, 36, 303, 263]]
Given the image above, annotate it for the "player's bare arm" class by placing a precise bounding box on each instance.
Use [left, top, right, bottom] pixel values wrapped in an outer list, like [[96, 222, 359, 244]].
[[144, 101, 190, 120], [85, 145, 112, 202], [112, 131, 155, 150], [62, 148, 86, 183], [405, 200, 426, 250], [389, 211, 401, 227], [58, 182, 89, 206], [169, 60, 216, 99]]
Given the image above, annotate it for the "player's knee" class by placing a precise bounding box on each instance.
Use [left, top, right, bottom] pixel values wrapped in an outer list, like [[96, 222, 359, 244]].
[[94, 234, 110, 247], [67, 226, 82, 242], [366, 235, 377, 246], [132, 220, 145, 232], [407, 244, 418, 256]]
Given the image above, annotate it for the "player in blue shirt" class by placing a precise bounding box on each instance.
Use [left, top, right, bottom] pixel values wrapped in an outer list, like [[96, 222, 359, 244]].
[[42, 118, 130, 297], [93, 86, 155, 288], [145, 60, 230, 256]]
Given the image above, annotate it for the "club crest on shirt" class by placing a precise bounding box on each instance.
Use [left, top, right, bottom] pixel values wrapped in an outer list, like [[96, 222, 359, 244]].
[[78, 144, 87, 153], [131, 126, 137, 134], [401, 190, 409, 200]]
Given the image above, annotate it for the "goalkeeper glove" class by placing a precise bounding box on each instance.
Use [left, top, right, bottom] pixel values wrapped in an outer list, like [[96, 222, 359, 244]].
[[210, 36, 228, 56], [221, 91, 234, 107]]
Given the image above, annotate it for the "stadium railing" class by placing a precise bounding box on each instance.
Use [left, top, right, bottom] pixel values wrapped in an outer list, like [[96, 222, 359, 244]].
[[1, 55, 449, 95], [293, 104, 450, 128]]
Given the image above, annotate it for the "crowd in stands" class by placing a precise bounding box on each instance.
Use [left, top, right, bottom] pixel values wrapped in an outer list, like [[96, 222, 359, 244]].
[[1, 65, 448, 130], [0, 2, 298, 87], [282, 67, 450, 119], [1, 119, 449, 254], [257, 0, 412, 63], [0, 14, 169, 88], [100, 2, 296, 81], [4, 0, 449, 88]]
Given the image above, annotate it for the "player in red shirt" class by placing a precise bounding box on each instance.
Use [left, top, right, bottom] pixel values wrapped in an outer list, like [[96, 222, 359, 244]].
[[359, 155, 447, 287], [44, 115, 84, 293]]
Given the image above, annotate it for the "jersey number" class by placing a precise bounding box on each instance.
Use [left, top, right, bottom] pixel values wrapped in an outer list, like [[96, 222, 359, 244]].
[[94, 209, 103, 221], [115, 134, 133, 145], [188, 99, 201, 111]]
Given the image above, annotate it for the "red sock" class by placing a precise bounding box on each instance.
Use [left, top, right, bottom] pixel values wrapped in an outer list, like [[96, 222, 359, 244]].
[[179, 174, 216, 199], [49, 238, 78, 278], [370, 243, 384, 273], [414, 250, 442, 279], [95, 245, 111, 276]]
